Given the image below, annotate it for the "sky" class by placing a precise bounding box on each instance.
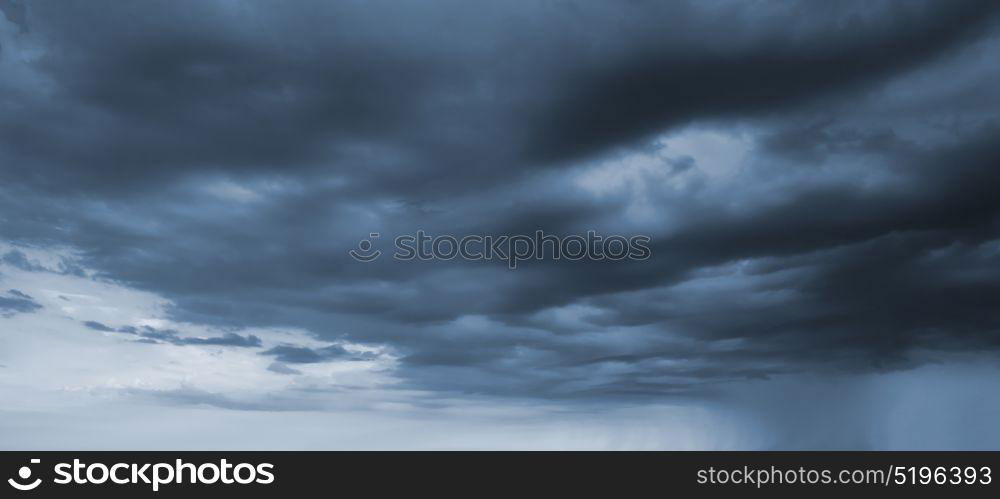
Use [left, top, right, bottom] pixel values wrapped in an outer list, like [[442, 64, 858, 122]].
[[1, 0, 1000, 449]]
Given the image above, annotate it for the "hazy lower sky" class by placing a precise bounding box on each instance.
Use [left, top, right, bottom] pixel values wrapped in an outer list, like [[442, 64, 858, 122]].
[[1, 0, 1000, 449]]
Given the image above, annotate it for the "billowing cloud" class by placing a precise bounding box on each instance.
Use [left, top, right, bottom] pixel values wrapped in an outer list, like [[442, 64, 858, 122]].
[[1, 0, 1000, 448]]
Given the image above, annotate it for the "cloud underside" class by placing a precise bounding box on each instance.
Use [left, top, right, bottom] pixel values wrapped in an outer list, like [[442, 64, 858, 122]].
[[1, 0, 1000, 400], [0, 289, 41, 316]]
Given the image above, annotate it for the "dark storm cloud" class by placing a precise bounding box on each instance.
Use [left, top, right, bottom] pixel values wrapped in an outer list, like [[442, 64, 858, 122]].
[[2, 0, 1000, 399], [524, 0, 1000, 162], [5, 1, 996, 194]]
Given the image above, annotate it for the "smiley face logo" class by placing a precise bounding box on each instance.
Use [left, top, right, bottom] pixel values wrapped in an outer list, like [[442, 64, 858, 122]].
[[8, 459, 41, 491], [349, 233, 382, 262]]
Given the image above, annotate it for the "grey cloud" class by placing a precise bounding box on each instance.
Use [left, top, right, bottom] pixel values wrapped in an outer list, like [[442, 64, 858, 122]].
[[0, 249, 89, 276], [0, 289, 41, 316], [82, 321, 261, 347], [260, 344, 378, 364], [126, 386, 322, 412], [524, 0, 1000, 162], [83, 320, 116, 332], [0, 0, 27, 32], [1, 250, 44, 272], [2, 0, 1000, 400], [5, 1, 996, 196], [178, 332, 263, 347], [267, 362, 302, 376]]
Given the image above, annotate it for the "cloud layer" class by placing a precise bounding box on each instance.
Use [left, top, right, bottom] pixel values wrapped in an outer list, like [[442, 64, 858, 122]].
[[2, 0, 1000, 448]]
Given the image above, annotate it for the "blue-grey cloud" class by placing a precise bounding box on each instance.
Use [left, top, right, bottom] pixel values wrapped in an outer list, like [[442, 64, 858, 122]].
[[82, 321, 261, 347], [178, 332, 263, 347], [83, 320, 116, 332], [260, 344, 378, 364], [1, 250, 44, 272], [2, 0, 1000, 401], [266, 362, 302, 376], [0, 289, 41, 316]]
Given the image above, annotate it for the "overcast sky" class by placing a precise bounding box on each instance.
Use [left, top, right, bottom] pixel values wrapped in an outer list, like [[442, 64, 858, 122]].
[[2, 0, 1000, 449]]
